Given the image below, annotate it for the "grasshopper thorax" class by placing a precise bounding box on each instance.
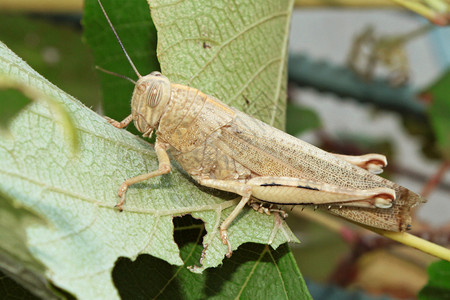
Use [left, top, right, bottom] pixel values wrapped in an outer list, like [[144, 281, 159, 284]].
[[131, 71, 171, 137]]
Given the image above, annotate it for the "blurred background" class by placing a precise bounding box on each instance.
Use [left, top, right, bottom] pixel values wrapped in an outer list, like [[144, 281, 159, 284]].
[[0, 0, 449, 299], [286, 8, 450, 299]]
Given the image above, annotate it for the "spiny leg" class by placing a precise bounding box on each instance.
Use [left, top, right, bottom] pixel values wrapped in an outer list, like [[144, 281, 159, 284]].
[[220, 194, 251, 257], [333, 153, 387, 174], [248, 199, 288, 218], [116, 139, 171, 210], [198, 178, 252, 257]]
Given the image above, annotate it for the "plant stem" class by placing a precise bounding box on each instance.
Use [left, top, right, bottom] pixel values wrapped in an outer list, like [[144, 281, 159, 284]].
[[293, 207, 450, 261], [365, 226, 450, 261], [390, 0, 449, 25]]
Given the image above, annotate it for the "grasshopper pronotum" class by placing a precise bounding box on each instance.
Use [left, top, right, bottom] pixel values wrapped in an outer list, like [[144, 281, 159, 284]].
[[97, 0, 425, 257]]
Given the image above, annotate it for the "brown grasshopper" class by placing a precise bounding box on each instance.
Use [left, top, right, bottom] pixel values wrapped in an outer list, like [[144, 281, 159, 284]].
[[97, 0, 425, 257]]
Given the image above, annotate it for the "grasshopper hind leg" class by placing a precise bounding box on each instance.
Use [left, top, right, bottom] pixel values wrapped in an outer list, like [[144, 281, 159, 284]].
[[247, 176, 395, 209], [197, 175, 396, 257], [333, 153, 387, 174], [197, 178, 253, 257]]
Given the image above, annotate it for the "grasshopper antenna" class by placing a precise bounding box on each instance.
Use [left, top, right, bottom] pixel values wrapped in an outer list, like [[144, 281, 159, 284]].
[[95, 66, 137, 84], [97, 0, 142, 79]]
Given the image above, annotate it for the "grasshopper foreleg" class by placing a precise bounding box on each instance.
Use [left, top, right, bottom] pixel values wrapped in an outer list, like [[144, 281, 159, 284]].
[[105, 114, 133, 129], [333, 153, 387, 174], [116, 139, 171, 210]]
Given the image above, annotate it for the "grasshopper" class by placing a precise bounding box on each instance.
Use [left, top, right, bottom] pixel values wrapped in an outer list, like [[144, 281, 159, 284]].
[[96, 0, 425, 257]]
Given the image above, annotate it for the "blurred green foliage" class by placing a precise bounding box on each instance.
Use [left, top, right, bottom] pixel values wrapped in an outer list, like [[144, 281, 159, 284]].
[[419, 260, 450, 300], [0, 14, 100, 108]]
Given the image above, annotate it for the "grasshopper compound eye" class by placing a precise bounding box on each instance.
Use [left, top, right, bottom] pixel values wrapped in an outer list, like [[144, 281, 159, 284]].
[[150, 71, 162, 77], [131, 74, 172, 134]]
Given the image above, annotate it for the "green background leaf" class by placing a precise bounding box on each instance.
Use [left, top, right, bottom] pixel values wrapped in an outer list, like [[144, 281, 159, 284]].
[[150, 0, 291, 130], [419, 260, 450, 300], [0, 192, 56, 300], [285, 103, 321, 136], [0, 14, 100, 109], [426, 69, 450, 160]]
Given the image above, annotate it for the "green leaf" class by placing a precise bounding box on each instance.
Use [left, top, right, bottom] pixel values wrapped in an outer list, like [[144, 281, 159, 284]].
[[0, 24, 302, 300], [419, 260, 450, 300], [0, 192, 58, 300], [425, 69, 450, 160], [83, 0, 299, 269], [112, 216, 310, 299], [150, 0, 291, 130], [0, 14, 101, 109], [0, 44, 79, 154], [84, 0, 300, 261], [285, 103, 321, 136]]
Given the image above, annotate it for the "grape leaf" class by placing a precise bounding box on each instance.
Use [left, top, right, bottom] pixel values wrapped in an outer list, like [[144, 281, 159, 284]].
[[425, 69, 450, 160], [0, 191, 57, 300], [419, 260, 450, 300], [150, 0, 291, 130]]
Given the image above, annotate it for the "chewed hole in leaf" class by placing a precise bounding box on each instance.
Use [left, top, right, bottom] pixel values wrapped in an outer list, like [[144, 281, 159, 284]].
[[113, 254, 183, 298], [173, 215, 206, 252], [112, 215, 205, 298], [112, 214, 297, 299]]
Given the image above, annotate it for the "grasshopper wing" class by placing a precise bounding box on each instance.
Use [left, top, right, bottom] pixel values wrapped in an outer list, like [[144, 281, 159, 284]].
[[213, 110, 425, 231]]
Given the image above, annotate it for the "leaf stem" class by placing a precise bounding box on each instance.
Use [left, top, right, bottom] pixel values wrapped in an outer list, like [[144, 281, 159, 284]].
[[366, 226, 450, 261], [390, 0, 450, 25], [292, 207, 450, 261]]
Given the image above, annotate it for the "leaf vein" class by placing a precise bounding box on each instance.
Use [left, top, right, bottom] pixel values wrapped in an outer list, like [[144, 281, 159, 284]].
[[270, 0, 293, 126], [235, 245, 267, 299], [228, 56, 282, 106], [267, 246, 289, 299], [186, 11, 289, 85]]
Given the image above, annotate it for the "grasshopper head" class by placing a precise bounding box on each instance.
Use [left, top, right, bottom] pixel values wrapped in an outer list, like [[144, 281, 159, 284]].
[[131, 71, 171, 137]]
